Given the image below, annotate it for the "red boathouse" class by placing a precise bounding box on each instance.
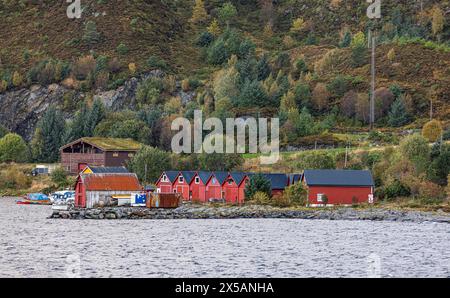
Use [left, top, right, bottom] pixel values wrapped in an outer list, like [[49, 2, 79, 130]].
[[205, 172, 228, 202], [189, 171, 212, 203], [75, 173, 142, 208], [172, 171, 196, 200], [155, 171, 179, 194], [222, 172, 248, 204], [302, 170, 375, 206]]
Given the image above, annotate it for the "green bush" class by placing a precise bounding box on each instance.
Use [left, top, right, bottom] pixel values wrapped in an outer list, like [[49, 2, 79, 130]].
[[116, 43, 129, 55], [251, 191, 271, 205], [147, 55, 168, 70], [283, 183, 307, 206], [51, 167, 70, 188], [297, 151, 336, 170], [382, 179, 411, 200], [82, 21, 101, 46], [0, 133, 29, 163]]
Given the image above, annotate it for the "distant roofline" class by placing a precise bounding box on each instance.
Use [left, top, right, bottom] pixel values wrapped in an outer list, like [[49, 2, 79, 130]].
[[60, 137, 142, 152]]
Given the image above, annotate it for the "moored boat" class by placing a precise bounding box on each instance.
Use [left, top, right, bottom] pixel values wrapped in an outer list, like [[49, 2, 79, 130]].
[[16, 193, 51, 205]]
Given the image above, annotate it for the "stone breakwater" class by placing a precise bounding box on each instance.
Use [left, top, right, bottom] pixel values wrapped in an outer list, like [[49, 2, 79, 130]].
[[48, 204, 450, 223]]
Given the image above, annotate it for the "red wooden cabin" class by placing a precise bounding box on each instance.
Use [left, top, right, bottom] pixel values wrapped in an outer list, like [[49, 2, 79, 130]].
[[172, 171, 196, 201], [222, 172, 248, 204], [155, 171, 179, 194], [302, 170, 375, 206], [189, 171, 212, 203], [205, 172, 228, 202]]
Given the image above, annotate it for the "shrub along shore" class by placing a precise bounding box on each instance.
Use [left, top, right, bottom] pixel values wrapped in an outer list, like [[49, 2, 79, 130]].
[[48, 203, 450, 224]]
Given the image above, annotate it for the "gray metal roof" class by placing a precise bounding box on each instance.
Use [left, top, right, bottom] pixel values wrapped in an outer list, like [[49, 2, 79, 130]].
[[264, 173, 289, 190], [164, 171, 180, 183], [303, 170, 374, 187], [181, 171, 196, 183], [212, 171, 229, 184], [229, 172, 247, 185], [197, 171, 212, 184], [89, 166, 130, 174]]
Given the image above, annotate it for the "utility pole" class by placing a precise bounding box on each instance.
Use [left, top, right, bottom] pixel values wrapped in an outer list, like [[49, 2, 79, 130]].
[[344, 144, 349, 168], [367, 0, 381, 131], [370, 31, 376, 130]]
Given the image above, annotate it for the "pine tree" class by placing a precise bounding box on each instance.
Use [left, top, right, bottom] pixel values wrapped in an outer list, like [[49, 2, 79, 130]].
[[65, 102, 90, 142], [297, 107, 315, 137], [12, 71, 23, 87], [190, 0, 208, 24], [218, 2, 237, 28], [256, 54, 271, 81], [207, 19, 222, 37], [86, 99, 106, 136], [245, 173, 272, 199], [350, 31, 367, 67], [388, 98, 410, 127], [290, 18, 306, 37], [31, 106, 66, 162], [82, 21, 101, 46], [237, 79, 270, 107], [339, 31, 351, 48], [280, 91, 296, 113], [431, 6, 444, 41]]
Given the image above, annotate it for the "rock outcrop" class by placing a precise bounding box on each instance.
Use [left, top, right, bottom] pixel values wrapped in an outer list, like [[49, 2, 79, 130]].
[[49, 204, 450, 224], [0, 70, 192, 141]]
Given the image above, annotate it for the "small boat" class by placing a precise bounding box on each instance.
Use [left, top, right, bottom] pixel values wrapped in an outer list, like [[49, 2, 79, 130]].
[[16, 193, 51, 205], [51, 191, 75, 211]]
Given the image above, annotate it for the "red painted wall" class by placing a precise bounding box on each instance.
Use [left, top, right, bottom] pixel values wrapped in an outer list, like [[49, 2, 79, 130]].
[[190, 175, 207, 202], [156, 181, 173, 194], [307, 186, 373, 205], [75, 177, 86, 208], [237, 177, 249, 204], [223, 180, 239, 204], [206, 177, 223, 201], [172, 174, 190, 200]]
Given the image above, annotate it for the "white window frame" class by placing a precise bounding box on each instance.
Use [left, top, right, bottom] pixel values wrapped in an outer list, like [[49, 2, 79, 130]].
[[179, 176, 184, 183], [317, 193, 324, 203], [161, 174, 168, 182], [212, 178, 217, 184], [195, 177, 200, 184]]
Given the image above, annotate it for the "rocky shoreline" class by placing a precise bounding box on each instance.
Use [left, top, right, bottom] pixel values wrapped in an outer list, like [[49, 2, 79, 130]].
[[48, 204, 450, 224]]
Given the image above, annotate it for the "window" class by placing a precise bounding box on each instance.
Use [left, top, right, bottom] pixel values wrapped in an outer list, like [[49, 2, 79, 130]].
[[113, 152, 119, 157], [228, 179, 233, 185], [195, 177, 200, 184], [317, 194, 324, 203], [173, 189, 177, 193], [161, 174, 168, 182], [179, 176, 184, 183], [212, 178, 217, 184]]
